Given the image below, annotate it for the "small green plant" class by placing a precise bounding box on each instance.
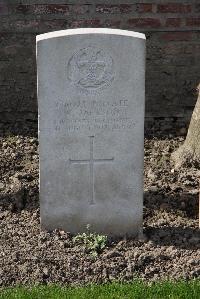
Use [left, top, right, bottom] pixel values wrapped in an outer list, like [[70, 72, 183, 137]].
[[73, 224, 107, 257]]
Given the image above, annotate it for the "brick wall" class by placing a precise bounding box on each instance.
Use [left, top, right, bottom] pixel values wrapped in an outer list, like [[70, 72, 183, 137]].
[[0, 0, 200, 133]]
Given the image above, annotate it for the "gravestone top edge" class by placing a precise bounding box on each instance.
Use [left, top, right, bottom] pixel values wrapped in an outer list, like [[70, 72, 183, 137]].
[[36, 28, 146, 42]]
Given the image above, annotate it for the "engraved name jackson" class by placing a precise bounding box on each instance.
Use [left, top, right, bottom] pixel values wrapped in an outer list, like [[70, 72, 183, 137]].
[[67, 46, 114, 90]]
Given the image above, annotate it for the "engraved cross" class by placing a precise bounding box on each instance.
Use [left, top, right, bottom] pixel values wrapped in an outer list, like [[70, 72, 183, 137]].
[[69, 136, 114, 205]]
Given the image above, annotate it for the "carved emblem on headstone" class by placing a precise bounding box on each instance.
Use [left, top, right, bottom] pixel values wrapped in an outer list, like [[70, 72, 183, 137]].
[[67, 46, 114, 90]]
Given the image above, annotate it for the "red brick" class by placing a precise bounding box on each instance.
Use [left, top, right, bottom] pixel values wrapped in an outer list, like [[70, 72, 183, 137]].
[[195, 4, 200, 13], [161, 32, 192, 41], [186, 18, 200, 27], [70, 19, 101, 28], [128, 18, 161, 28], [0, 3, 8, 15], [15, 4, 30, 14], [136, 3, 152, 13], [96, 4, 132, 14], [72, 5, 91, 15], [13, 19, 67, 32], [15, 4, 70, 15], [104, 19, 121, 28], [165, 18, 181, 27], [40, 20, 67, 31], [15, 4, 91, 15], [163, 44, 184, 55], [15, 20, 39, 29], [37, 5, 69, 14], [157, 4, 191, 13]]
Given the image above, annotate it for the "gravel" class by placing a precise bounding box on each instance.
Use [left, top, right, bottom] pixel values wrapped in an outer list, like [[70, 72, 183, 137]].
[[0, 134, 199, 286]]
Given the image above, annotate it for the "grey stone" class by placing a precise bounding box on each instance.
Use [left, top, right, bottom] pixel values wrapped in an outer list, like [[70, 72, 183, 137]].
[[37, 28, 146, 237]]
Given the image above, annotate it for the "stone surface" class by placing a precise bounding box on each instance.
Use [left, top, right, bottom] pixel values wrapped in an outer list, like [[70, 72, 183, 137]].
[[37, 28, 146, 236]]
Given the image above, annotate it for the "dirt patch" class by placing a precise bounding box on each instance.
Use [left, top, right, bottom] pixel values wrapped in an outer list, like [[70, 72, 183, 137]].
[[0, 135, 199, 286]]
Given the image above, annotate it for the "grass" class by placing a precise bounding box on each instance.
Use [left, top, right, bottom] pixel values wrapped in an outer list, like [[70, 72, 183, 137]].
[[0, 280, 200, 299]]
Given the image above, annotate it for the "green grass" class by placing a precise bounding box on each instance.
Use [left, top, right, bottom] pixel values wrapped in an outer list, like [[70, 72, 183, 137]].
[[0, 280, 199, 299]]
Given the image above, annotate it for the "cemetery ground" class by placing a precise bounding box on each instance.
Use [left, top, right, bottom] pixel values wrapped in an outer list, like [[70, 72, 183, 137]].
[[0, 129, 199, 288]]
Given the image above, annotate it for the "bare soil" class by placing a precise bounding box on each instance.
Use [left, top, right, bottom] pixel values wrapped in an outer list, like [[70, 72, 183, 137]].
[[0, 134, 199, 286]]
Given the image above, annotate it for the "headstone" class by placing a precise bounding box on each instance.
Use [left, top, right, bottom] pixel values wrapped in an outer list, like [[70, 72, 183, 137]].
[[37, 28, 146, 237]]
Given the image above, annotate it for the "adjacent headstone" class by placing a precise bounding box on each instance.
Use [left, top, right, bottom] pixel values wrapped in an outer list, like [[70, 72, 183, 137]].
[[37, 28, 146, 236]]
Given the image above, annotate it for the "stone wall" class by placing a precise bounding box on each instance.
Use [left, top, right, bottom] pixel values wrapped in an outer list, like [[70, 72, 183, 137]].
[[0, 0, 200, 132]]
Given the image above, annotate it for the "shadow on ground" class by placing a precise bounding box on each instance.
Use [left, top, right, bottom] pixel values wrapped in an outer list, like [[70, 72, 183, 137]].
[[144, 225, 200, 249], [0, 185, 39, 212], [1, 187, 199, 250], [0, 121, 38, 137], [144, 190, 199, 219]]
